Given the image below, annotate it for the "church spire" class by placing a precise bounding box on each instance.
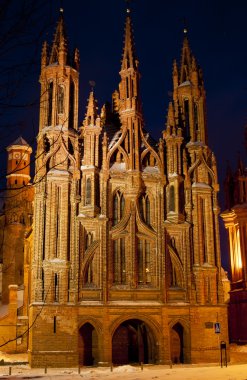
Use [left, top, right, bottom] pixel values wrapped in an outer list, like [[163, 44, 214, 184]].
[[121, 8, 138, 71], [118, 8, 141, 114], [167, 28, 207, 144], [49, 8, 68, 65], [180, 29, 192, 83], [39, 7, 79, 133]]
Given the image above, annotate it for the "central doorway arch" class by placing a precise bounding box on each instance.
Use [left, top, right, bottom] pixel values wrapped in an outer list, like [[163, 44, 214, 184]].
[[112, 318, 156, 365]]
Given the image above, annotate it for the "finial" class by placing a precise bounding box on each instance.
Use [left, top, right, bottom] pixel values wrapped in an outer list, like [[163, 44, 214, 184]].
[[125, 0, 133, 14], [89, 80, 96, 92], [59, 0, 64, 13], [182, 18, 188, 35]]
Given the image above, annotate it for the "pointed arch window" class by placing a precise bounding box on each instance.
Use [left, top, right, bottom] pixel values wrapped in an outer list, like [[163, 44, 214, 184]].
[[194, 103, 198, 131], [137, 239, 151, 284], [42, 269, 44, 301], [169, 185, 175, 212], [126, 77, 129, 98], [145, 196, 150, 225], [85, 261, 93, 285], [69, 80, 75, 129], [113, 191, 125, 225], [54, 273, 59, 302], [47, 81, 53, 125], [43, 134, 50, 153], [120, 193, 125, 217], [85, 177, 91, 205], [184, 98, 190, 141], [113, 238, 126, 284], [167, 253, 179, 288], [86, 232, 93, 249], [200, 197, 207, 263], [57, 85, 64, 114], [55, 186, 61, 258], [139, 194, 151, 226]]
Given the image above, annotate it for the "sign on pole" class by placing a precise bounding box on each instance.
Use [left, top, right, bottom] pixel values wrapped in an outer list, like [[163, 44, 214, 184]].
[[214, 322, 220, 334]]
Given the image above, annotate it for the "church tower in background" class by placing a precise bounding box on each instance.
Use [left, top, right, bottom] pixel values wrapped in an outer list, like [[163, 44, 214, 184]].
[[0, 137, 33, 303]]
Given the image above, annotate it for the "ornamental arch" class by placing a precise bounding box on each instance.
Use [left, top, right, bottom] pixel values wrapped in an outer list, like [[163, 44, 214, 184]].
[[169, 318, 191, 364]]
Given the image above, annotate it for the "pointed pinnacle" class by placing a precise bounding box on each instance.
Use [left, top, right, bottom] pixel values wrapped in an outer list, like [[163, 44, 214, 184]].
[[121, 10, 137, 71]]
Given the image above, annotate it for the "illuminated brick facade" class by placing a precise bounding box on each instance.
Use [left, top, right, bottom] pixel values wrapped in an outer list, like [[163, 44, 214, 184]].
[[1, 8, 229, 366]]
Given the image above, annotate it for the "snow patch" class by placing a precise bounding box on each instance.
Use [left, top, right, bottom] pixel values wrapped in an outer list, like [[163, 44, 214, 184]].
[[81, 165, 95, 170], [178, 80, 191, 87], [143, 166, 159, 174], [192, 182, 211, 188], [168, 172, 178, 178], [48, 258, 66, 264], [110, 162, 126, 171], [113, 365, 138, 373], [48, 168, 69, 176]]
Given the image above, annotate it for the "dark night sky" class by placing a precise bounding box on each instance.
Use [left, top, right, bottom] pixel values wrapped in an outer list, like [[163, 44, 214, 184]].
[[1, 0, 247, 270]]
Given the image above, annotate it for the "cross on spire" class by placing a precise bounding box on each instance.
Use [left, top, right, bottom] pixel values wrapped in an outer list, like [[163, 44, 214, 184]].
[[125, 0, 133, 14], [182, 17, 188, 35]]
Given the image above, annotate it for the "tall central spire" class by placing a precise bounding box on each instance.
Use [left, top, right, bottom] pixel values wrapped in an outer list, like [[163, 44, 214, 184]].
[[121, 8, 138, 71], [118, 8, 141, 114], [179, 29, 192, 83]]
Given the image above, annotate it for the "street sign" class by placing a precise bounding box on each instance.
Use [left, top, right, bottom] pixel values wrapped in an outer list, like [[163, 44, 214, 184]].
[[214, 322, 221, 334]]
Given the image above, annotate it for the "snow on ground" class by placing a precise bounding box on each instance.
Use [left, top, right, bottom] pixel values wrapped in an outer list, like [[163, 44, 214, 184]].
[[0, 346, 247, 379], [0, 364, 247, 380]]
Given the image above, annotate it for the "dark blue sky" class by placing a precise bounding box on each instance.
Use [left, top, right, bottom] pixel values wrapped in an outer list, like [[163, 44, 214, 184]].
[[1, 0, 247, 270]]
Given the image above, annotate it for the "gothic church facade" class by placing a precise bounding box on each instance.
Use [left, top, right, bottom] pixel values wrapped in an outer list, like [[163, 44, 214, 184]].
[[20, 8, 229, 367]]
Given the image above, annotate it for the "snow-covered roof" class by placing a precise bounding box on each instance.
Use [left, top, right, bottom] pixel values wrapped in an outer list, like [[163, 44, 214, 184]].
[[110, 162, 126, 172], [178, 80, 191, 88], [8, 136, 29, 147]]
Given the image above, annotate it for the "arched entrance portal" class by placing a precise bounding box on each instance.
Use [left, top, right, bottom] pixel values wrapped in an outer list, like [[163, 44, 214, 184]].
[[78, 323, 99, 366], [112, 319, 156, 365], [170, 323, 184, 364]]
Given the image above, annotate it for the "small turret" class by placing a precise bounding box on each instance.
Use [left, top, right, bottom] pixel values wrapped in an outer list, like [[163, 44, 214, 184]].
[[167, 102, 175, 130], [167, 28, 207, 144], [74, 48, 80, 71], [6, 136, 32, 188], [191, 56, 199, 86], [172, 60, 178, 89], [81, 89, 102, 167], [83, 90, 99, 128], [41, 41, 48, 69], [38, 8, 79, 133]]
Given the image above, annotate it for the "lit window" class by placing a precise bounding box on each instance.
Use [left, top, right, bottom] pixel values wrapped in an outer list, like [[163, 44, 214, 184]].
[[113, 238, 126, 284], [138, 239, 151, 284]]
